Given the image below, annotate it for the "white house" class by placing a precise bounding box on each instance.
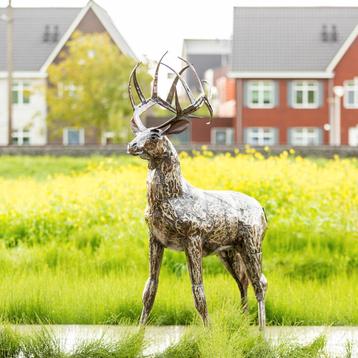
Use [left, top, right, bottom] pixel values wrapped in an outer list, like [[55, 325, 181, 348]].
[[0, 1, 136, 146]]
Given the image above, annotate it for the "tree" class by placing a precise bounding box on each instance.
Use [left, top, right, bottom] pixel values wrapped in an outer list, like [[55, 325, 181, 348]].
[[47, 32, 151, 143]]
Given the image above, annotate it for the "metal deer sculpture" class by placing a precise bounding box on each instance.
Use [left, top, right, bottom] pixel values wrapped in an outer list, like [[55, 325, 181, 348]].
[[127, 53, 268, 330]]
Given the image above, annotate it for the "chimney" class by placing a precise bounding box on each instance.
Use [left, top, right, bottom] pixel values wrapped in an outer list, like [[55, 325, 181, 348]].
[[321, 24, 328, 42], [52, 25, 59, 42], [43, 25, 50, 42], [331, 25, 338, 42], [43, 25, 60, 43]]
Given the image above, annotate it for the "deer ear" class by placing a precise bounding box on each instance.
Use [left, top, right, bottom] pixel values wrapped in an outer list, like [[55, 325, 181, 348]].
[[130, 117, 140, 134], [162, 119, 190, 135]]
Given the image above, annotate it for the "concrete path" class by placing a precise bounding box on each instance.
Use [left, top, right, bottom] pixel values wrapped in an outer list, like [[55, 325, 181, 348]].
[[265, 326, 357, 357]]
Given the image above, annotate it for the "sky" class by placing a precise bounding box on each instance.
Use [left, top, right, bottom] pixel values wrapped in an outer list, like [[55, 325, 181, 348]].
[[1, 0, 358, 62]]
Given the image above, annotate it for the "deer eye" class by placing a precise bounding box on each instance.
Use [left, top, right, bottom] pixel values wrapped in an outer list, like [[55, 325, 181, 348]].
[[150, 134, 159, 140]]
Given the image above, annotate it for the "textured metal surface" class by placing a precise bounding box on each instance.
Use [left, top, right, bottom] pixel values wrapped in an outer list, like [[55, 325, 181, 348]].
[[127, 55, 268, 329]]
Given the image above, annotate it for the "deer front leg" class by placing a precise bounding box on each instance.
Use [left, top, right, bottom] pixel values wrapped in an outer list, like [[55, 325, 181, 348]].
[[185, 236, 209, 326], [139, 234, 164, 325]]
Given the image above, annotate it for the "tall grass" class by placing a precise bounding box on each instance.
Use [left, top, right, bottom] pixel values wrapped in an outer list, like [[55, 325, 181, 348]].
[[0, 311, 328, 358], [0, 152, 356, 325], [0, 269, 356, 325], [0, 325, 145, 357]]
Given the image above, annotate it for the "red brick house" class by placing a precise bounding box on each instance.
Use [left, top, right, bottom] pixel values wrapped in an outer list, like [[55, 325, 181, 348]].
[[185, 7, 358, 146]]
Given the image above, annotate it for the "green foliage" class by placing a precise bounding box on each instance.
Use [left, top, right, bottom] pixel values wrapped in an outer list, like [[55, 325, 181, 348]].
[[0, 326, 144, 357], [0, 321, 329, 358], [47, 32, 151, 143], [0, 154, 356, 325], [155, 309, 327, 358], [0, 326, 21, 357]]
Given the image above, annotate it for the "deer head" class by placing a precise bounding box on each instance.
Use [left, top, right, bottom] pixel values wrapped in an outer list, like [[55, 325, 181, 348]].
[[127, 53, 213, 160]]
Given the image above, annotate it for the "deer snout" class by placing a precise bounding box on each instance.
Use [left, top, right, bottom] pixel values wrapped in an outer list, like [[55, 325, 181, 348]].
[[127, 140, 142, 155]]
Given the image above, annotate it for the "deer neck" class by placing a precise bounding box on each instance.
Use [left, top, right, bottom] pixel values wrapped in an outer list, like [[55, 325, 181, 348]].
[[147, 142, 184, 203]]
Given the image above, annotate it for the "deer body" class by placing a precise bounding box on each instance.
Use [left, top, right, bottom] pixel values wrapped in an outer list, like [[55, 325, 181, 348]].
[[126, 54, 268, 330], [145, 140, 267, 257]]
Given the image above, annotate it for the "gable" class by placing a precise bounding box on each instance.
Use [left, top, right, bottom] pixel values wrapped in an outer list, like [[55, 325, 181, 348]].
[[332, 35, 358, 78], [77, 8, 107, 33], [326, 25, 358, 73], [41, 2, 136, 72], [51, 8, 110, 65]]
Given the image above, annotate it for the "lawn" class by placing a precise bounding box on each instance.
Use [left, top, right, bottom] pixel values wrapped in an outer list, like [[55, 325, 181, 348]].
[[0, 151, 356, 326]]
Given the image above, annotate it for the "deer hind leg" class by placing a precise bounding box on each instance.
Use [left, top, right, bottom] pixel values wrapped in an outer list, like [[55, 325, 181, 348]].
[[140, 235, 164, 325], [218, 249, 249, 313], [237, 233, 267, 331], [185, 236, 209, 326]]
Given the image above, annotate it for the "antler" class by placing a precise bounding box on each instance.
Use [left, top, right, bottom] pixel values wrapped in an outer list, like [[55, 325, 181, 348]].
[[127, 52, 213, 132]]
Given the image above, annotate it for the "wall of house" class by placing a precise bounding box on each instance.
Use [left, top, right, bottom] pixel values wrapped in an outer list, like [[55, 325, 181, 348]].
[[48, 122, 98, 145], [48, 8, 112, 145], [0, 78, 8, 145], [332, 36, 358, 145], [235, 79, 330, 145], [191, 117, 234, 143], [0, 77, 47, 145]]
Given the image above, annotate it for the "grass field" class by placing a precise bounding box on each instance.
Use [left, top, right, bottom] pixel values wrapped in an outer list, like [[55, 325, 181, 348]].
[[0, 151, 357, 326], [0, 311, 329, 358]]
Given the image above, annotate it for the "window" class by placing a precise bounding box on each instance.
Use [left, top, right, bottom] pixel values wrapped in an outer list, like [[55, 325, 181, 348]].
[[57, 83, 78, 98], [102, 131, 115, 145], [12, 81, 31, 105], [211, 128, 234, 145], [344, 79, 358, 108], [292, 81, 319, 108], [63, 128, 85, 145], [171, 130, 190, 144], [349, 126, 358, 146], [289, 127, 321, 146], [245, 127, 277, 146], [247, 81, 275, 108], [12, 129, 31, 145]]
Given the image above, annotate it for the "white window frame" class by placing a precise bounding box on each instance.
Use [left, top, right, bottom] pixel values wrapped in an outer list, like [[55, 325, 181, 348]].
[[291, 80, 319, 108], [63, 128, 85, 146], [245, 127, 277, 146], [348, 126, 358, 146], [57, 83, 77, 98], [11, 128, 31, 145], [211, 128, 234, 145], [102, 131, 115, 145], [247, 80, 275, 108], [289, 127, 321, 146], [344, 78, 358, 109], [12, 81, 32, 105]]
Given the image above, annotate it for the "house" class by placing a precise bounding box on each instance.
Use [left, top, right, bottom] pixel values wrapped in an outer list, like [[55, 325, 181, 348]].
[[180, 38, 236, 144], [184, 7, 358, 146], [227, 7, 358, 146], [181, 39, 231, 90], [0, 1, 136, 146]]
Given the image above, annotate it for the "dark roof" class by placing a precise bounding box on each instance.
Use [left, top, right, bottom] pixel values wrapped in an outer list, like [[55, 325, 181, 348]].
[[0, 7, 81, 71], [232, 7, 358, 72], [182, 39, 231, 88]]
